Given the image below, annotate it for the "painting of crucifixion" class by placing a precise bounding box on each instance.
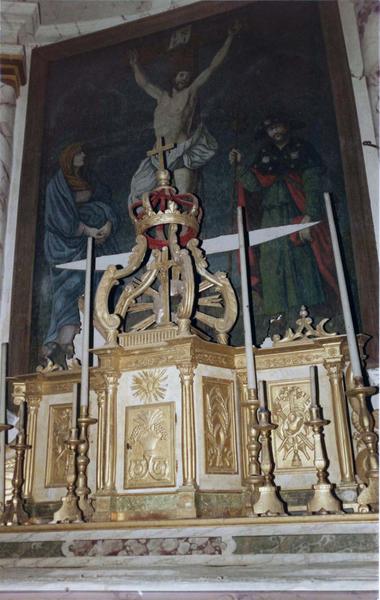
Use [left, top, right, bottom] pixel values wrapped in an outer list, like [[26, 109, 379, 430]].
[[19, 1, 368, 372]]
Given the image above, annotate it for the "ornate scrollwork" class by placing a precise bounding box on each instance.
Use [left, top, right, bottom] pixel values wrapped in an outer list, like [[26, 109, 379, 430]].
[[94, 159, 238, 348], [94, 235, 148, 345], [188, 239, 238, 344], [275, 305, 336, 345], [168, 224, 194, 327]]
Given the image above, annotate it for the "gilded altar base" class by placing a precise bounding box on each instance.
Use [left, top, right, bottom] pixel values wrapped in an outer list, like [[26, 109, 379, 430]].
[[8, 330, 374, 523]]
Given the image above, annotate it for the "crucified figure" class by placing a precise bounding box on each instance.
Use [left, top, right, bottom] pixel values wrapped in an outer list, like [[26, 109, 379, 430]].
[[128, 21, 240, 198]]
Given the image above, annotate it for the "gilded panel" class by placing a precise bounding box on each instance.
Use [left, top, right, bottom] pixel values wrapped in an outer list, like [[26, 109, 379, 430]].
[[45, 403, 72, 487], [267, 380, 314, 472], [202, 377, 238, 474], [124, 402, 175, 489]]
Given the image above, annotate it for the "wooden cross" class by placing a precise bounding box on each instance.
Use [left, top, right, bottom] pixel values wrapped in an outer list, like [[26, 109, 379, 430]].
[[147, 136, 175, 170]]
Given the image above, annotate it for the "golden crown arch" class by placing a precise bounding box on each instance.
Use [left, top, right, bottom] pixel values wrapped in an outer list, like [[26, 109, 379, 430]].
[[94, 138, 238, 348]]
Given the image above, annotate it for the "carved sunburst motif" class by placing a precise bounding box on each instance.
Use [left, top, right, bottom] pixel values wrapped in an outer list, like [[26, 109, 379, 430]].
[[131, 369, 168, 403]]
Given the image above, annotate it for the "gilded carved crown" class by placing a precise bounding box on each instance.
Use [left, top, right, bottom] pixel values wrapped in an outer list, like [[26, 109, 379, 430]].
[[128, 168, 201, 249]]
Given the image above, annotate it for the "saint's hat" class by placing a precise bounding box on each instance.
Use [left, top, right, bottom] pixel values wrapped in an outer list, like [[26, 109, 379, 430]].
[[254, 113, 306, 140]]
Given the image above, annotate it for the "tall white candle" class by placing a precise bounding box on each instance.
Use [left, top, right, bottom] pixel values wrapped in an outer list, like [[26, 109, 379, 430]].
[[71, 383, 78, 428], [258, 380, 266, 409], [237, 207, 257, 391], [0, 343, 7, 506], [324, 193, 362, 379], [80, 236, 93, 407], [309, 365, 317, 407]]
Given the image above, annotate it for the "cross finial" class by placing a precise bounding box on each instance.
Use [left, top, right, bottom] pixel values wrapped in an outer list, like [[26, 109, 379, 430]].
[[147, 136, 175, 170]]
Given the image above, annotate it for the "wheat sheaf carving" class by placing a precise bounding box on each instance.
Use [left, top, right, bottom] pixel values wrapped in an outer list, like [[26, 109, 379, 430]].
[[205, 386, 233, 469]]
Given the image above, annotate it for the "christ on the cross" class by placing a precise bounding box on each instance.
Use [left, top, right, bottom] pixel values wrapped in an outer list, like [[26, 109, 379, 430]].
[[128, 21, 240, 204]]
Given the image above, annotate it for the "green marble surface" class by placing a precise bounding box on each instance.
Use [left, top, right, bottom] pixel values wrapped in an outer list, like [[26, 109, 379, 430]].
[[233, 533, 379, 554], [111, 493, 177, 516], [197, 492, 244, 517], [0, 541, 63, 559]]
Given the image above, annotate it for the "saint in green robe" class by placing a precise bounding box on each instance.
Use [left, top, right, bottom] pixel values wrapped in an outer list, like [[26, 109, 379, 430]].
[[236, 137, 337, 316]]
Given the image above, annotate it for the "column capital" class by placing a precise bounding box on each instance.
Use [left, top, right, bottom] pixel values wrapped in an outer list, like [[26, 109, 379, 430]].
[[0, 45, 26, 97], [323, 356, 345, 377]]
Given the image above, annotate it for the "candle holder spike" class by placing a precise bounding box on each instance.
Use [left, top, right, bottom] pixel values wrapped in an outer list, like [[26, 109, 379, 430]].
[[0, 424, 12, 433], [51, 428, 83, 524], [346, 384, 378, 512], [2, 432, 31, 526], [76, 406, 97, 521], [305, 406, 342, 514], [252, 408, 287, 516], [241, 388, 264, 514]]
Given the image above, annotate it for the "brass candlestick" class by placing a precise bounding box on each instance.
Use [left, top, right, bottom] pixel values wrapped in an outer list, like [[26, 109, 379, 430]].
[[346, 382, 378, 512], [51, 428, 83, 524], [252, 408, 286, 516], [242, 388, 264, 512], [305, 405, 342, 514], [0, 423, 12, 517], [76, 406, 97, 521], [2, 432, 31, 526]]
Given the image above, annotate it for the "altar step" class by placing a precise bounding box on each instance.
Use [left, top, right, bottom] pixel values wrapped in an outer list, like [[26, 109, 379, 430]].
[[0, 514, 377, 593]]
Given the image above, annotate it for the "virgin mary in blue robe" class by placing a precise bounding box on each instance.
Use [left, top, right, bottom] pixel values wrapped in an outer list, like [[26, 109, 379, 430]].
[[42, 143, 119, 366]]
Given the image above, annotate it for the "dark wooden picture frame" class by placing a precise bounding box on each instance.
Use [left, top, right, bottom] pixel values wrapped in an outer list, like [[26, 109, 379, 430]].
[[9, 0, 378, 377]]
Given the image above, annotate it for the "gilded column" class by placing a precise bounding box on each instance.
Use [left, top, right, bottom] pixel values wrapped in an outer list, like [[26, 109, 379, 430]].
[[178, 363, 196, 488], [93, 376, 106, 492], [11, 383, 26, 487], [23, 390, 41, 499], [102, 371, 119, 492], [323, 358, 356, 486]]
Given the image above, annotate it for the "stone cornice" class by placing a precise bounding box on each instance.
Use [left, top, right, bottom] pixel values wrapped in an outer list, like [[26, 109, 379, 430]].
[[0, 0, 200, 47], [0, 2, 40, 45]]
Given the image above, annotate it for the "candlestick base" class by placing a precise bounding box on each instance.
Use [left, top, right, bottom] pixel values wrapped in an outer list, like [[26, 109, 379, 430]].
[[51, 432, 83, 524], [78, 495, 95, 521], [307, 483, 343, 515], [346, 385, 378, 512], [242, 388, 265, 515], [243, 476, 265, 517], [51, 494, 83, 524], [76, 412, 97, 522], [357, 476, 379, 512], [252, 408, 286, 517], [1, 434, 31, 526], [252, 484, 287, 516], [2, 496, 30, 526], [305, 407, 343, 515]]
